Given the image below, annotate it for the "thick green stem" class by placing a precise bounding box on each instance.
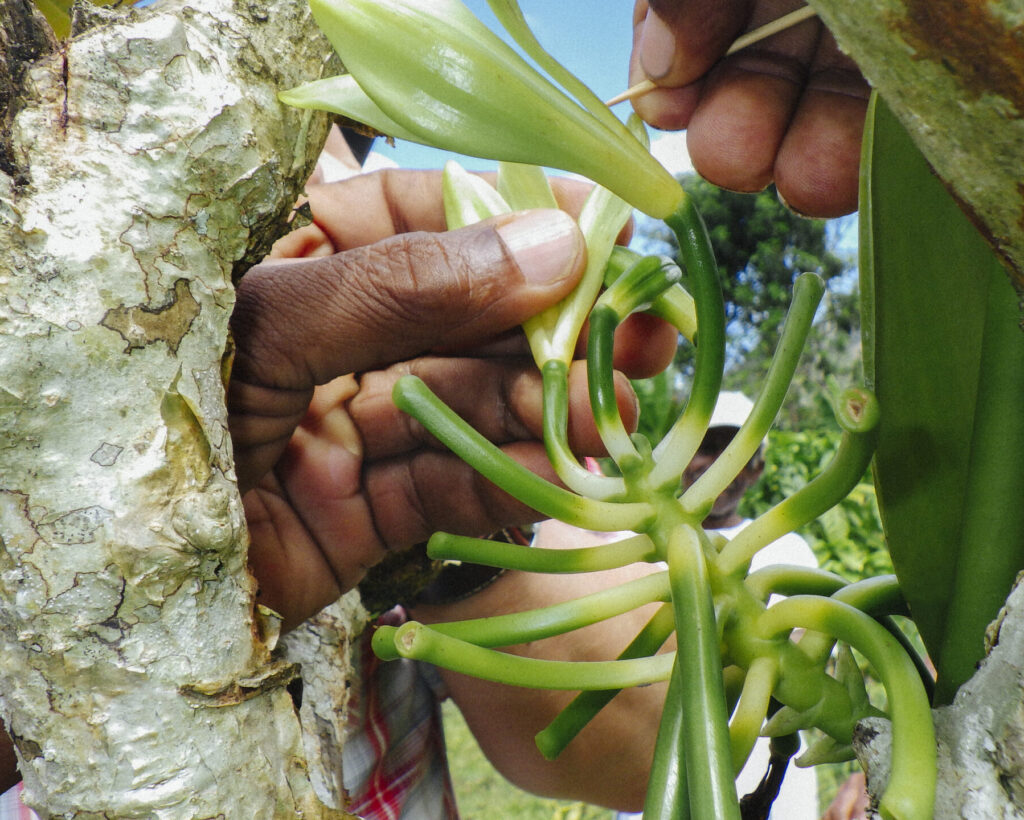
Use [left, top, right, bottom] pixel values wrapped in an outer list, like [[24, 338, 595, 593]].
[[427, 571, 670, 648], [587, 256, 684, 472], [729, 655, 778, 772], [717, 389, 880, 576], [393, 375, 654, 532], [587, 305, 642, 468], [535, 603, 676, 760], [744, 565, 847, 602], [650, 195, 726, 487], [383, 621, 674, 689], [680, 273, 824, 517], [643, 659, 690, 820], [427, 531, 657, 573], [605, 248, 698, 342], [666, 525, 740, 820], [761, 597, 936, 820], [648, 285, 698, 343], [541, 360, 625, 500]]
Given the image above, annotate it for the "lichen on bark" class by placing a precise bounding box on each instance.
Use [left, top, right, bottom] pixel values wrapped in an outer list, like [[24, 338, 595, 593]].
[[0, 0, 357, 815]]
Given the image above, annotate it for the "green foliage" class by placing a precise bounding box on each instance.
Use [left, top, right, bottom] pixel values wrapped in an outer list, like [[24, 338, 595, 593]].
[[861, 94, 1024, 704], [740, 428, 892, 583], [443, 701, 612, 820], [639, 177, 851, 352], [635, 176, 861, 432]]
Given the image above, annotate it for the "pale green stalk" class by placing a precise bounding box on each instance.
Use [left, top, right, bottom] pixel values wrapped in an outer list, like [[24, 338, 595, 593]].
[[680, 273, 824, 516], [427, 531, 657, 572], [648, 196, 726, 486], [540, 360, 627, 499], [385, 621, 675, 689], [717, 389, 879, 575], [586, 256, 684, 469], [744, 565, 847, 602], [728, 656, 778, 772], [647, 285, 698, 342], [393, 375, 655, 532], [428, 571, 670, 647], [761, 597, 936, 820], [643, 662, 690, 820], [535, 603, 676, 760], [666, 525, 741, 820]]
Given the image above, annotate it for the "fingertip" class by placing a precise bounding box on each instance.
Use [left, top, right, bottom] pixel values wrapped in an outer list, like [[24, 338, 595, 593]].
[[774, 92, 866, 218], [613, 313, 678, 379], [494, 209, 587, 288], [630, 84, 701, 132], [638, 8, 677, 81]]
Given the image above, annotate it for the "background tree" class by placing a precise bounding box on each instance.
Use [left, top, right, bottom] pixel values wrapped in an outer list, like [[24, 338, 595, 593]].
[[632, 175, 861, 438]]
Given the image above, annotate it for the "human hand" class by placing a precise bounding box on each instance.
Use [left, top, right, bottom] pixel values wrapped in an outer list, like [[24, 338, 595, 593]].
[[822, 771, 871, 819], [630, 0, 869, 217], [229, 170, 674, 629]]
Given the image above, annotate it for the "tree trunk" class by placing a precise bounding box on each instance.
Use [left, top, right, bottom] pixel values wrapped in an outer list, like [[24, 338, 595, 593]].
[[810, 0, 1024, 292], [0, 0, 358, 815]]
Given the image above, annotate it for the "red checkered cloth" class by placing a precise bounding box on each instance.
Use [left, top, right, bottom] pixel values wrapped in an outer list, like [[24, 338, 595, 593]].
[[342, 611, 459, 819]]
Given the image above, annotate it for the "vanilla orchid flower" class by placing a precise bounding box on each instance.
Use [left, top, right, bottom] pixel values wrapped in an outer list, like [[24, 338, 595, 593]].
[[280, 0, 682, 218]]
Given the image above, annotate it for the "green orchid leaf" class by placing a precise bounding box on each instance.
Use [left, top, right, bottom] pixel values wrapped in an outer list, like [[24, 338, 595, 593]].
[[278, 74, 425, 144], [485, 0, 639, 148], [441, 160, 511, 230], [861, 94, 1024, 704]]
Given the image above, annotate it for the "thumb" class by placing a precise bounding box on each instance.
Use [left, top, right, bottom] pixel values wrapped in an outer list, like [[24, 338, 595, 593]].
[[230, 209, 585, 390], [637, 0, 750, 85]]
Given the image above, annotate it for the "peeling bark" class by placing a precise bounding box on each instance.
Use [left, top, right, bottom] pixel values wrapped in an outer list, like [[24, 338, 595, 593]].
[[810, 0, 1024, 292], [0, 0, 360, 815]]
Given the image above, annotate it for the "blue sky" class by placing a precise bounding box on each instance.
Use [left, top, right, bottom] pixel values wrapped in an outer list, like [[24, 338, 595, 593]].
[[373, 1, 644, 172]]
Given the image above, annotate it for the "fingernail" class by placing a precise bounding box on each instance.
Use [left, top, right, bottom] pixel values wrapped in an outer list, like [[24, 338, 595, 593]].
[[496, 210, 584, 285], [640, 10, 676, 80]]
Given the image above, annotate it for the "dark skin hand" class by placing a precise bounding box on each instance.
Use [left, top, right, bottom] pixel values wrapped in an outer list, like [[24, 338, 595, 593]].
[[630, 0, 869, 217], [230, 169, 676, 631], [0, 170, 675, 794]]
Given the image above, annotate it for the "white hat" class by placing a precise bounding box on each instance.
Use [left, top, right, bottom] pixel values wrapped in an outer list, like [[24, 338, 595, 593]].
[[708, 391, 755, 430]]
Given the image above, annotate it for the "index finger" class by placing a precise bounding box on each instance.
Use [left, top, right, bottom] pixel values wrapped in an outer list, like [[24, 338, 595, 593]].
[[302, 168, 632, 254]]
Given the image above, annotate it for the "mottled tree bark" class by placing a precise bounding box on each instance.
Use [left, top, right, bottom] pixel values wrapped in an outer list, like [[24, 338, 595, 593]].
[[0, 0, 359, 815], [810, 0, 1024, 292]]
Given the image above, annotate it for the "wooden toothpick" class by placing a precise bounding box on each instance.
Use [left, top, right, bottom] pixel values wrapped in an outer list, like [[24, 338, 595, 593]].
[[605, 5, 819, 106]]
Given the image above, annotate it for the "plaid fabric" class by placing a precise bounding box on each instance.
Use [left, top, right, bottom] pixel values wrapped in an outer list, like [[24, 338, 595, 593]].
[[342, 614, 458, 820], [1, 614, 457, 820]]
